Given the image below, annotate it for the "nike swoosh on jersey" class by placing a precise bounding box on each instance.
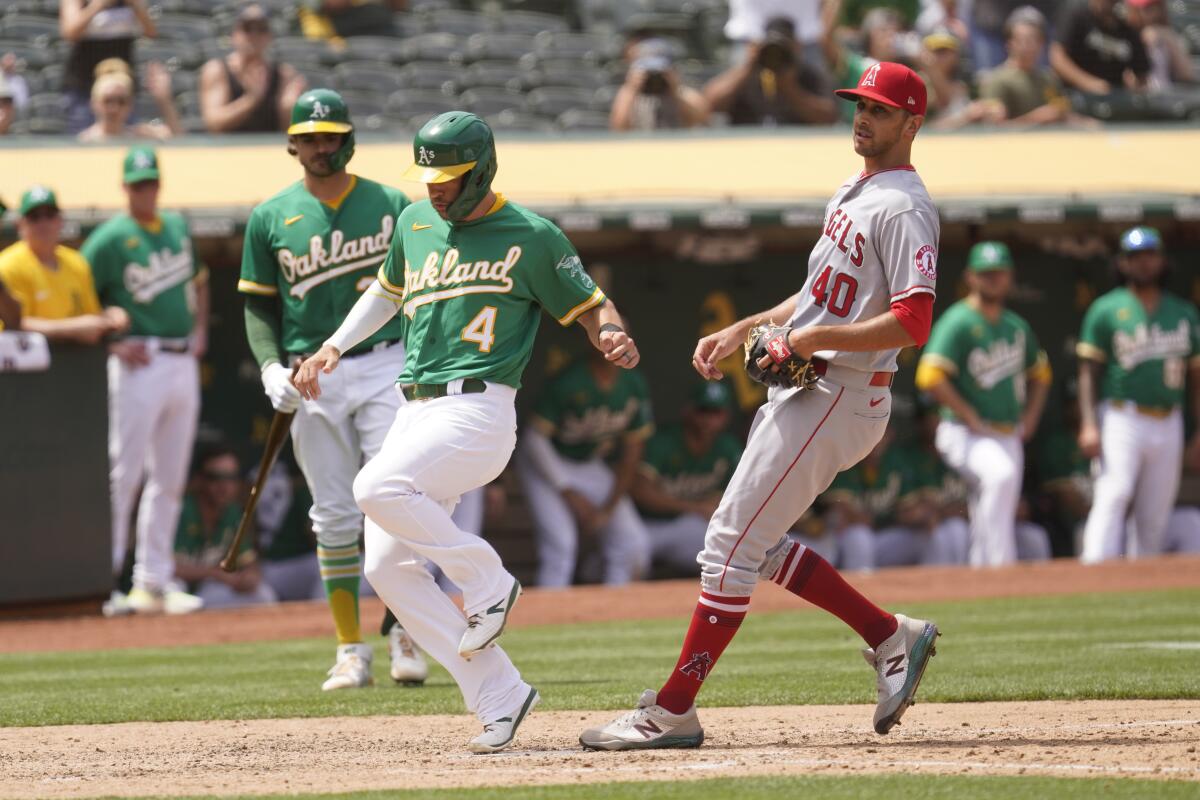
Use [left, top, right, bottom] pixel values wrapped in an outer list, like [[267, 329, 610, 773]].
[[869, 397, 885, 407], [284, 215, 304, 226], [412, 223, 433, 231]]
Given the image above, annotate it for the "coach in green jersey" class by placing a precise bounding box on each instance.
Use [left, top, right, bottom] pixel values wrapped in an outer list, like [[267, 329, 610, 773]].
[[83, 145, 208, 616], [239, 88, 426, 692], [916, 242, 1052, 566], [1077, 226, 1200, 563], [295, 111, 641, 753]]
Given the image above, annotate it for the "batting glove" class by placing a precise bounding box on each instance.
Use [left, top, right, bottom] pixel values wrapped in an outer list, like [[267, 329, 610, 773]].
[[261, 361, 302, 413]]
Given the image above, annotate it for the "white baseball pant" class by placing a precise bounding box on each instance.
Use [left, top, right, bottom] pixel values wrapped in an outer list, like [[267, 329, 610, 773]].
[[698, 376, 892, 597], [1081, 403, 1183, 563], [1165, 507, 1200, 554], [874, 518, 970, 568], [108, 348, 199, 591], [645, 513, 708, 574], [935, 421, 1024, 567], [516, 446, 651, 588], [291, 343, 403, 550]]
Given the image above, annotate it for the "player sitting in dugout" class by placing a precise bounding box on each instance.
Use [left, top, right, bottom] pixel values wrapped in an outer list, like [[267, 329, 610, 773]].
[[630, 381, 743, 577], [516, 344, 654, 588]]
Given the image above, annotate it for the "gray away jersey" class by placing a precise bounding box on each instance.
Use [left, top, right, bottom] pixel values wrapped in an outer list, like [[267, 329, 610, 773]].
[[788, 166, 939, 373]]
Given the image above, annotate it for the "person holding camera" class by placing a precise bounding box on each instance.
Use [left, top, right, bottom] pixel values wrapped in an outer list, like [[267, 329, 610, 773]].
[[60, 0, 157, 134], [610, 41, 710, 131], [703, 16, 837, 126]]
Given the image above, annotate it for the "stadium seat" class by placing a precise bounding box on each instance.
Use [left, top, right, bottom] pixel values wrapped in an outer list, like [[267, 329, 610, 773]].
[[0, 40, 53, 70], [30, 91, 66, 120], [39, 63, 64, 93], [153, 13, 216, 42], [462, 32, 538, 63], [396, 61, 462, 93], [534, 58, 611, 90], [334, 61, 408, 93], [386, 88, 461, 117], [486, 108, 557, 132], [524, 86, 597, 118], [333, 36, 405, 65], [458, 87, 525, 117], [533, 30, 616, 63], [135, 38, 203, 71], [174, 90, 202, 118], [556, 108, 612, 131], [497, 11, 570, 35], [336, 90, 388, 118], [396, 32, 465, 63], [25, 116, 66, 134], [272, 37, 337, 67], [421, 9, 497, 37], [0, 14, 58, 44], [461, 61, 534, 92]]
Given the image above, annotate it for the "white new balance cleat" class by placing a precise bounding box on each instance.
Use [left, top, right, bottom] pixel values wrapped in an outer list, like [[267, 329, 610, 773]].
[[863, 613, 939, 734], [322, 643, 374, 691], [387, 623, 428, 685], [126, 586, 204, 615], [579, 689, 705, 751], [459, 579, 521, 657], [469, 686, 540, 754]]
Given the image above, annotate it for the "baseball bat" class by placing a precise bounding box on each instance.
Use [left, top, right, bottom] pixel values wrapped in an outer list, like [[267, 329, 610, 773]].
[[220, 364, 301, 573]]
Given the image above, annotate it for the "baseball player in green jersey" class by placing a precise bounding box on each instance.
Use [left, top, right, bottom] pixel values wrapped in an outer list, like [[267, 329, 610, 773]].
[[916, 241, 1052, 566], [239, 88, 427, 690], [83, 146, 209, 615], [630, 382, 742, 576], [294, 111, 641, 752], [517, 347, 654, 586], [1076, 226, 1200, 562]]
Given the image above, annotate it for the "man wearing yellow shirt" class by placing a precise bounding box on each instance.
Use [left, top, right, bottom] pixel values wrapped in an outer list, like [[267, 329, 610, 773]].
[[0, 186, 128, 341]]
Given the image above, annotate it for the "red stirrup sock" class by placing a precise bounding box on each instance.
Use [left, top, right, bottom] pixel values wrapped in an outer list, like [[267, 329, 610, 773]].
[[770, 540, 897, 649], [656, 591, 748, 715]]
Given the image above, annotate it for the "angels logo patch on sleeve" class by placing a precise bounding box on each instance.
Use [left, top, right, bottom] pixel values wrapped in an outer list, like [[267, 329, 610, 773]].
[[915, 244, 937, 280]]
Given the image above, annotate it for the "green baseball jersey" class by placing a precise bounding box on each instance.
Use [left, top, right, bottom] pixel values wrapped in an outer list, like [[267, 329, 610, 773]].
[[638, 425, 742, 520], [174, 494, 254, 571], [1077, 288, 1200, 409], [1037, 428, 1089, 486], [531, 359, 655, 462], [82, 212, 200, 338], [238, 175, 410, 355], [825, 449, 910, 529], [377, 197, 607, 388], [921, 300, 1047, 425]]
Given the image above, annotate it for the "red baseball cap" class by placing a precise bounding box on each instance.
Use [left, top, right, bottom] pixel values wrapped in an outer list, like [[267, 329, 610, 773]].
[[835, 62, 927, 117]]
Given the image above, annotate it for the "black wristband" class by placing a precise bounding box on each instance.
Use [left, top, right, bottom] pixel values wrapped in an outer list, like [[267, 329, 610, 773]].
[[599, 322, 624, 334]]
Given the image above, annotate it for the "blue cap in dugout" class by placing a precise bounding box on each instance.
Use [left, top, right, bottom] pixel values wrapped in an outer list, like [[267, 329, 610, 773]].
[[1119, 226, 1162, 253]]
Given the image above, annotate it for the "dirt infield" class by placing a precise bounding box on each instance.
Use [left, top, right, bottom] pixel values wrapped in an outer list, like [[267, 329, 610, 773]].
[[3, 556, 1198, 654], [2, 557, 1199, 798], [1, 700, 1197, 798]]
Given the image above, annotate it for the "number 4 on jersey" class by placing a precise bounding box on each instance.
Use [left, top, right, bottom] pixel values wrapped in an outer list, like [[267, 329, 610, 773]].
[[811, 265, 858, 318], [462, 306, 498, 352]]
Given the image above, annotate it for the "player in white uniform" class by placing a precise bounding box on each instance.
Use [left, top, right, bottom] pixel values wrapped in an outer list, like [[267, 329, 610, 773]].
[[581, 62, 941, 750]]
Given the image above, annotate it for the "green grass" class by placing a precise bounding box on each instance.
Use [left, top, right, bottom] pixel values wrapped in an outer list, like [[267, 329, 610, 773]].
[[80, 774, 1196, 800], [2, 589, 1198, 727]]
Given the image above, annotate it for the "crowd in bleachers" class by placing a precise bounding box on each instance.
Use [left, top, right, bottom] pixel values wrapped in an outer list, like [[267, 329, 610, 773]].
[[1, 0, 1200, 138]]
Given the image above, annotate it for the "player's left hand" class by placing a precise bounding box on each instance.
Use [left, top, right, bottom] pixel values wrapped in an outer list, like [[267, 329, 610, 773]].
[[294, 345, 340, 401], [600, 328, 640, 369]]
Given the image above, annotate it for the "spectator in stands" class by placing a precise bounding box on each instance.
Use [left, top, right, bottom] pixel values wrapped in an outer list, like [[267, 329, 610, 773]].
[[173, 442, 277, 609], [1050, 0, 1149, 96], [0, 186, 129, 344], [0, 76, 15, 136], [60, 0, 157, 134], [1125, 0, 1196, 91], [705, 16, 837, 126], [980, 7, 1087, 126], [77, 59, 181, 142], [837, 0, 918, 29], [610, 40, 710, 131], [915, 0, 970, 42], [723, 0, 825, 71], [919, 29, 1006, 128], [823, 0, 910, 123], [299, 0, 405, 40], [630, 382, 741, 576], [968, 1, 1057, 72], [200, 4, 307, 134]]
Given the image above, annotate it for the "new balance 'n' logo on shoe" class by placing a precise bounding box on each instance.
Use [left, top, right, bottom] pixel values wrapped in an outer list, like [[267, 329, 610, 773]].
[[459, 579, 521, 657], [864, 613, 939, 734], [579, 689, 705, 751]]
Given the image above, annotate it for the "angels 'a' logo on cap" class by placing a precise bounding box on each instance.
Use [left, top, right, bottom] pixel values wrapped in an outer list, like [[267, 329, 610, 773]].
[[862, 63, 882, 88], [907, 96, 916, 105], [417, 145, 435, 165], [310, 100, 330, 119]]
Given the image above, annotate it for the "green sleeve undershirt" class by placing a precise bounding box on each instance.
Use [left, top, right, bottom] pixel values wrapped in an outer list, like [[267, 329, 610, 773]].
[[244, 294, 285, 370]]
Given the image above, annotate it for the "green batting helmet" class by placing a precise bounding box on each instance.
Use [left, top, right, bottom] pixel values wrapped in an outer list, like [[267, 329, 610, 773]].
[[288, 88, 355, 171], [402, 111, 497, 222]]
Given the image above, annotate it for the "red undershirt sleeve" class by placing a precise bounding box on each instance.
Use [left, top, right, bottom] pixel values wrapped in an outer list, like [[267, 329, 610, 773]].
[[890, 292, 934, 347]]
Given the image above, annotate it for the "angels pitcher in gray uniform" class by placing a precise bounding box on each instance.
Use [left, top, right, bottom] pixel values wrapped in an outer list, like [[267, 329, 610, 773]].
[[582, 62, 941, 750]]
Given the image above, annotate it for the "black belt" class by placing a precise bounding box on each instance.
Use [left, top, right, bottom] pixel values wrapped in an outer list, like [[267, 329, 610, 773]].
[[294, 339, 399, 362], [158, 340, 190, 354], [401, 378, 487, 401]]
